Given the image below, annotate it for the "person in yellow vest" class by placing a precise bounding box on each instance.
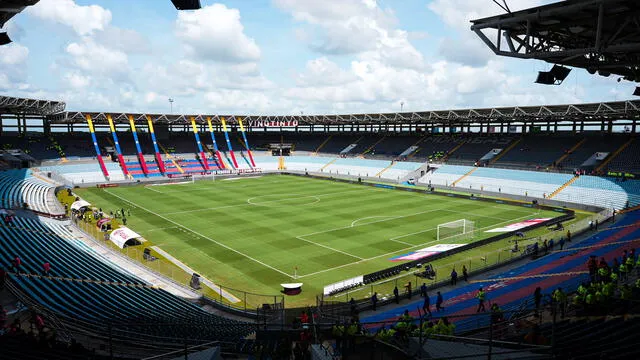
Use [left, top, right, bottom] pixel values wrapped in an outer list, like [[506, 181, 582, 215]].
[[332, 321, 345, 352], [625, 256, 634, 272], [476, 287, 487, 312], [553, 288, 567, 318], [619, 262, 629, 282]]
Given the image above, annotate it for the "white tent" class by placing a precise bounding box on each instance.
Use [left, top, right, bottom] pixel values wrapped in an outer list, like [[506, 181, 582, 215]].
[[70, 200, 91, 211], [109, 226, 146, 249]]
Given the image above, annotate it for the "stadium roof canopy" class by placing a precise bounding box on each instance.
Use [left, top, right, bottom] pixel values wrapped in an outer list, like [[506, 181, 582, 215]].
[[470, 0, 640, 82], [0, 0, 39, 28], [55, 100, 640, 126], [0, 95, 66, 116]]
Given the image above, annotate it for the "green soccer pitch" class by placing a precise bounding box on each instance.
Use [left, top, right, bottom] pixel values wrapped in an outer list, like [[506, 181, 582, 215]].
[[74, 174, 565, 307]]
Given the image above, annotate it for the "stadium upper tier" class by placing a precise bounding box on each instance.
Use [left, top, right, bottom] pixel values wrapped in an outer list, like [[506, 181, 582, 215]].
[[2, 132, 639, 173]]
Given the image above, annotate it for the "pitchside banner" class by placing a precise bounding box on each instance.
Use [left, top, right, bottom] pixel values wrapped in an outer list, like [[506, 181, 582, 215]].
[[484, 218, 551, 233], [390, 243, 465, 262]]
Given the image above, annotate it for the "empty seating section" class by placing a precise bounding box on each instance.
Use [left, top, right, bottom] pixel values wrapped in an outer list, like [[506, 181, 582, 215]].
[[40, 163, 121, 184], [458, 167, 573, 198], [366, 135, 422, 158], [282, 156, 334, 172], [414, 136, 461, 162], [562, 135, 620, 169], [320, 135, 363, 154], [447, 136, 513, 164], [0, 170, 63, 215], [495, 135, 576, 168], [417, 165, 470, 187], [554, 175, 640, 209], [1, 216, 250, 342], [605, 137, 640, 173], [421, 165, 574, 198]]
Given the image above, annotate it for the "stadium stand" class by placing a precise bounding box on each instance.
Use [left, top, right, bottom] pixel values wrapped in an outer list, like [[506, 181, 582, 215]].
[[0, 216, 252, 344], [0, 169, 64, 216], [362, 209, 640, 340]]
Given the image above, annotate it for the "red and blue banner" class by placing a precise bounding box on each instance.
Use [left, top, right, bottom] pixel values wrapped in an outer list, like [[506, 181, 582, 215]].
[[128, 115, 148, 175], [221, 117, 239, 169], [190, 117, 210, 171], [238, 117, 256, 168], [146, 115, 165, 174], [86, 115, 109, 178], [107, 114, 129, 176]]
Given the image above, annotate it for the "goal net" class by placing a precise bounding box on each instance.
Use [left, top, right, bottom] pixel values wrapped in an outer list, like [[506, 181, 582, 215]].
[[192, 173, 216, 183], [437, 219, 475, 241]]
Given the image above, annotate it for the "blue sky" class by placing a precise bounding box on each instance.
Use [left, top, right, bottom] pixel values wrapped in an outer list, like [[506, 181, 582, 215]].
[[0, 0, 636, 115]]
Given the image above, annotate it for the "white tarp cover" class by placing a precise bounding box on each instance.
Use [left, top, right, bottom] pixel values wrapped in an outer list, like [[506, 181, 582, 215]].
[[70, 200, 91, 211], [109, 226, 146, 249]]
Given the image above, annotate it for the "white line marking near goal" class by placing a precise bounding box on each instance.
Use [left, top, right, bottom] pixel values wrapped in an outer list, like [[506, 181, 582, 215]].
[[104, 189, 295, 279], [350, 216, 394, 227], [296, 212, 537, 278], [295, 235, 364, 260], [144, 186, 163, 193], [297, 208, 446, 238]]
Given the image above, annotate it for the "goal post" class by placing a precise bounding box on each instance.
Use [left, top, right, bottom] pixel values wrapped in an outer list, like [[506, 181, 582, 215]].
[[437, 219, 475, 241], [192, 173, 216, 183]]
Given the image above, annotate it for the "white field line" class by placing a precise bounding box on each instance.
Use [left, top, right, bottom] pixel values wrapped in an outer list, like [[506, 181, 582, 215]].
[[150, 245, 241, 303], [350, 216, 394, 227], [104, 189, 295, 278], [144, 226, 179, 233], [144, 186, 163, 193], [296, 212, 536, 279], [163, 188, 368, 216], [294, 235, 364, 260], [297, 208, 446, 238], [389, 209, 513, 241]]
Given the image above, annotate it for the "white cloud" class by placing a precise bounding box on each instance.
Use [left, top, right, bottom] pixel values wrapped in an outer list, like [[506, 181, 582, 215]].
[[65, 37, 128, 77], [0, 43, 30, 91], [274, 0, 424, 70], [28, 0, 112, 36], [94, 27, 151, 54], [176, 4, 260, 63], [0, 43, 29, 65]]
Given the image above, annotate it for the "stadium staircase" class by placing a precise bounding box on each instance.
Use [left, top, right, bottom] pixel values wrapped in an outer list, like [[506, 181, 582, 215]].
[[320, 157, 339, 171], [451, 166, 478, 186], [375, 161, 396, 177], [488, 137, 522, 165], [547, 175, 580, 199], [158, 142, 185, 174], [359, 135, 387, 156], [442, 139, 467, 161], [313, 135, 333, 155], [553, 138, 586, 166], [594, 137, 635, 173]]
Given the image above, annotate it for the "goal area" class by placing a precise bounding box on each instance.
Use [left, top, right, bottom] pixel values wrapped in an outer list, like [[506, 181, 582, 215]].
[[437, 219, 475, 241], [192, 173, 216, 183]]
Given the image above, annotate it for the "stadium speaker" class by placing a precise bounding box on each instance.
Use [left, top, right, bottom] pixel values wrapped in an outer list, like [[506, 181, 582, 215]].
[[550, 65, 571, 82], [0, 32, 11, 46], [535, 71, 555, 85], [171, 0, 201, 10], [633, 87, 640, 96]]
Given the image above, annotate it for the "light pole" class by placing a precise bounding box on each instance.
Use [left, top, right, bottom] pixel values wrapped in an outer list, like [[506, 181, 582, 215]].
[[401, 101, 404, 112], [168, 98, 174, 113]]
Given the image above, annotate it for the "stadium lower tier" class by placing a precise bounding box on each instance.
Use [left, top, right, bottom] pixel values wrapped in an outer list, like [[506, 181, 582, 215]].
[[362, 210, 640, 334]]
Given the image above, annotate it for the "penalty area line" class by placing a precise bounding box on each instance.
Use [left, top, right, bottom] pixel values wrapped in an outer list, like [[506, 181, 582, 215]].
[[296, 212, 538, 279], [103, 189, 295, 279]]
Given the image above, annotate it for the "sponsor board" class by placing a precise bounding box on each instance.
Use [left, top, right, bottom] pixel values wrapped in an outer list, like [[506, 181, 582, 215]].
[[485, 218, 551, 233], [390, 243, 466, 262]]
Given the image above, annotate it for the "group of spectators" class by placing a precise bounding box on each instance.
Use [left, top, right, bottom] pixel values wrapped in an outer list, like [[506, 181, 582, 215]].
[[577, 250, 640, 314]]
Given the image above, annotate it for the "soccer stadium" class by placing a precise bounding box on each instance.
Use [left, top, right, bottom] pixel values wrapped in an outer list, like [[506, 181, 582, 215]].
[[1, 0, 640, 359]]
